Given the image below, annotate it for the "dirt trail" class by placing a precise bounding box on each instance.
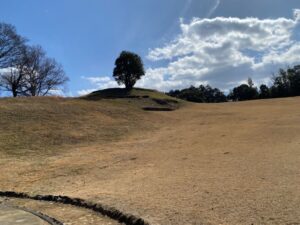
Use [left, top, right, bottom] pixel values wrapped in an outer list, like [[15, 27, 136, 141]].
[[1, 98, 300, 224]]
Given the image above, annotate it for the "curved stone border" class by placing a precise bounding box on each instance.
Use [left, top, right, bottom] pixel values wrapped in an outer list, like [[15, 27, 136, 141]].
[[0, 191, 149, 225]]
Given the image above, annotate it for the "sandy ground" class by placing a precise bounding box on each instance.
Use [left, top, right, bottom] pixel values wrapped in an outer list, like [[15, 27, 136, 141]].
[[1, 97, 300, 224]]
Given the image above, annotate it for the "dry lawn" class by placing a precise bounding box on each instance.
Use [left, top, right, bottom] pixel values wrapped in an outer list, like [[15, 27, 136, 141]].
[[1, 96, 300, 224]]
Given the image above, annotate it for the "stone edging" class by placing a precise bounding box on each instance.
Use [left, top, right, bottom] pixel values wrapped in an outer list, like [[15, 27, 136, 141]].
[[0, 191, 149, 225]]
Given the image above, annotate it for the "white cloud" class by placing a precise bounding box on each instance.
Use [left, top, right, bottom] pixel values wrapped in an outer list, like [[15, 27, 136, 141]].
[[48, 89, 65, 96], [294, 9, 300, 21], [144, 9, 300, 91], [207, 0, 221, 18], [78, 76, 119, 96], [77, 89, 97, 96], [81, 76, 111, 83], [80, 10, 300, 93]]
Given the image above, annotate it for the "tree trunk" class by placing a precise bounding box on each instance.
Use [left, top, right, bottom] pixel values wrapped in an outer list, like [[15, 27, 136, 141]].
[[12, 84, 17, 97]]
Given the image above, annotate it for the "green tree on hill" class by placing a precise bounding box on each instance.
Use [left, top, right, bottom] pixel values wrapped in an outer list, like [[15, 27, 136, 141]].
[[113, 51, 145, 90], [229, 81, 258, 101], [270, 65, 300, 97], [259, 84, 270, 99]]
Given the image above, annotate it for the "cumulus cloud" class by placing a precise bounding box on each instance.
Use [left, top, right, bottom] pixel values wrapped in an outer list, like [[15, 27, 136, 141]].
[[145, 9, 300, 91], [294, 9, 300, 21], [81, 9, 300, 93]]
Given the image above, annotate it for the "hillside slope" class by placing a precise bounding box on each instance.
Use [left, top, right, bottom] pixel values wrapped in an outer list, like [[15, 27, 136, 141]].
[[1, 96, 300, 224], [0, 88, 181, 155]]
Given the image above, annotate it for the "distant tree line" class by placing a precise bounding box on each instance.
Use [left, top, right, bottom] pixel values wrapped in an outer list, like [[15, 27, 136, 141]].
[[168, 85, 227, 103], [0, 23, 68, 97], [168, 65, 300, 103]]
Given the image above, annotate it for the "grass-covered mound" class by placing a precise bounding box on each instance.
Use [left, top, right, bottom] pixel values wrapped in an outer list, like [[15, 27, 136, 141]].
[[83, 87, 174, 100], [82, 87, 182, 111]]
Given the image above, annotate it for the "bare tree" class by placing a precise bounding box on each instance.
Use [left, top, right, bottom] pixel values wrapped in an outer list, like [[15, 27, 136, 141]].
[[0, 23, 25, 68], [20, 46, 68, 96], [0, 24, 67, 97], [0, 44, 31, 97], [0, 63, 27, 97]]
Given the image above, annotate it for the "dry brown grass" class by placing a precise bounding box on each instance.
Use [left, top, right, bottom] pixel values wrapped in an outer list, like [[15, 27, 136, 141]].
[[0, 95, 166, 156], [1, 96, 300, 224]]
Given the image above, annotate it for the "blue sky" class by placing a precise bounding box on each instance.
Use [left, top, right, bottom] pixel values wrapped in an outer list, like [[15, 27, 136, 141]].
[[0, 0, 299, 95]]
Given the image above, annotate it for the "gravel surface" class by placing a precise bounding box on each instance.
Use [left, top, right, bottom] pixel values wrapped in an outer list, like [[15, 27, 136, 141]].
[[1, 198, 119, 225], [0, 205, 48, 225]]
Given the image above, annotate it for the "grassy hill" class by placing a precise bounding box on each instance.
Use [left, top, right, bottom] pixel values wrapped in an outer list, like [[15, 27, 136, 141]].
[[1, 95, 300, 224], [0, 88, 181, 156], [83, 87, 174, 100], [82, 88, 181, 110]]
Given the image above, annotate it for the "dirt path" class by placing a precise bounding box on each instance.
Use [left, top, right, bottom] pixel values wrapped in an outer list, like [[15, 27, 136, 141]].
[[1, 97, 300, 224]]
